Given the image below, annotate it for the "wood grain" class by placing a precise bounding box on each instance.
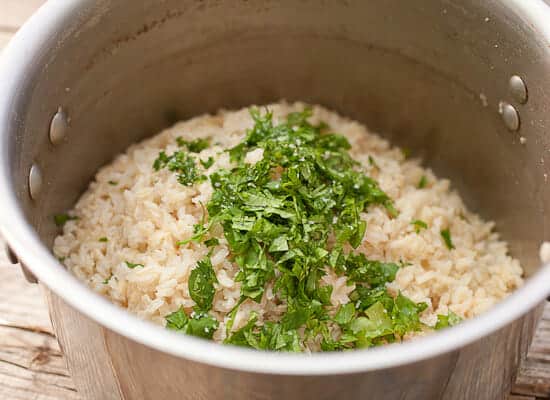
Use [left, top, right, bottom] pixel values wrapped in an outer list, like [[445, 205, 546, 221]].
[[513, 304, 550, 398], [0, 261, 79, 400], [0, 0, 44, 31], [45, 292, 123, 400], [0, 32, 12, 49]]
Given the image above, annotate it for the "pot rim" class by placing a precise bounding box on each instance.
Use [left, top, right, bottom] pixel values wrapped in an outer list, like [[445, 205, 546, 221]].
[[1, 0, 550, 376]]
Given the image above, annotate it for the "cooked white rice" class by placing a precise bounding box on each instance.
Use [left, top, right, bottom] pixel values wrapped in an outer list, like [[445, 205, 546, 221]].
[[53, 102, 523, 344]]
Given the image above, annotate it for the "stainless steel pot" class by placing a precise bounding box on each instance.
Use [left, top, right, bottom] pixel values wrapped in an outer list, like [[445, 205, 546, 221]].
[[1, 1, 550, 399]]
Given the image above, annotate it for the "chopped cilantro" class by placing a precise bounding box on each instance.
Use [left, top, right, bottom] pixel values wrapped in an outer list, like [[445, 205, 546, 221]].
[[57, 256, 66, 263], [98, 237, 108, 242], [435, 311, 462, 330], [441, 229, 455, 250], [224, 312, 302, 351], [102, 274, 112, 284], [54, 214, 78, 227], [345, 254, 399, 285], [108, 180, 118, 186], [204, 237, 219, 247], [153, 151, 206, 186], [176, 137, 210, 153], [165, 307, 219, 339], [334, 303, 356, 325], [316, 285, 333, 305], [200, 157, 215, 169], [188, 258, 218, 311], [158, 107, 431, 351], [411, 220, 428, 233], [125, 261, 144, 269], [418, 175, 427, 189]]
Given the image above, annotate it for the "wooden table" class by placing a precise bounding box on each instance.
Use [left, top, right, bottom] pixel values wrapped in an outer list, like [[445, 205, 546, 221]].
[[0, 1, 549, 399]]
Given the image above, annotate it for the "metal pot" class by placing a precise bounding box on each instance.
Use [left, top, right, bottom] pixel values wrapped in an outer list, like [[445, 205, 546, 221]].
[[1, 1, 550, 399]]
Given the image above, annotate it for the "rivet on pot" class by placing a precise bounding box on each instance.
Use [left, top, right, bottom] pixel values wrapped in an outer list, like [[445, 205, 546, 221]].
[[498, 101, 520, 132], [509, 75, 528, 104], [28, 164, 43, 200], [49, 107, 68, 144]]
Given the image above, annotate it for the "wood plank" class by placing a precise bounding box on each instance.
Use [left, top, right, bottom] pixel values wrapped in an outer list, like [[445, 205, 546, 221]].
[[0, 31, 12, 49], [512, 305, 550, 399], [46, 292, 123, 400], [0, 245, 78, 400], [0, 263, 52, 334], [0, 0, 45, 31]]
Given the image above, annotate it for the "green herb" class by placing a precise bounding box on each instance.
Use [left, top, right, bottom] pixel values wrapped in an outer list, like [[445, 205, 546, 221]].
[[401, 147, 411, 159], [98, 237, 108, 242], [441, 229, 455, 250], [334, 303, 356, 325], [102, 274, 113, 284], [159, 107, 429, 351], [200, 157, 215, 169], [108, 180, 118, 186], [204, 237, 220, 247], [344, 254, 400, 285], [125, 261, 144, 269], [188, 258, 218, 311], [165, 307, 219, 339], [435, 311, 461, 330], [223, 312, 303, 351], [411, 220, 428, 233], [418, 175, 427, 189], [153, 151, 206, 186], [57, 256, 66, 263], [368, 155, 378, 168], [176, 137, 210, 153], [54, 214, 78, 227]]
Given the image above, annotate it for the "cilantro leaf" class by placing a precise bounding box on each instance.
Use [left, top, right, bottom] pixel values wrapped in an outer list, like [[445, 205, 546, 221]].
[[441, 229, 455, 250], [189, 258, 218, 311], [316, 285, 333, 305], [204, 237, 220, 247], [54, 214, 78, 227], [176, 137, 210, 153], [411, 219, 428, 233], [345, 254, 399, 286], [200, 157, 215, 169], [334, 303, 356, 325], [166, 307, 219, 339], [418, 175, 427, 189], [435, 311, 462, 330], [350, 301, 394, 347], [391, 293, 428, 336], [98, 237, 108, 242], [125, 261, 144, 269], [224, 313, 259, 348]]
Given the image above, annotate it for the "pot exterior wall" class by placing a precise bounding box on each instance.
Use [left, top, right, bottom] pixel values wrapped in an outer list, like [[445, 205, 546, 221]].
[[46, 291, 543, 400]]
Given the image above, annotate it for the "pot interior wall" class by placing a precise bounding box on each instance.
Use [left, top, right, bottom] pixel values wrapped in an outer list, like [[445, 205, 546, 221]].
[[8, 0, 550, 276]]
